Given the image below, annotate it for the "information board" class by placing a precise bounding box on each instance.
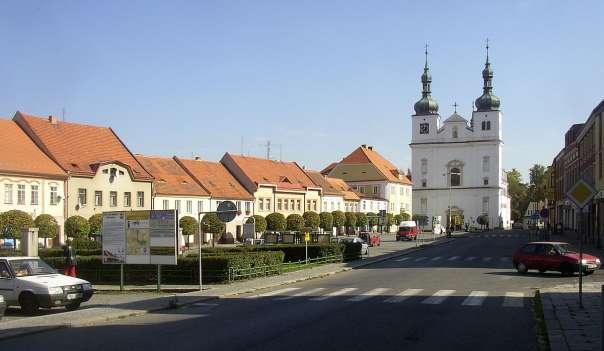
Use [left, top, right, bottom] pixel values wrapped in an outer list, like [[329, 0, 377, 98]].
[[102, 210, 177, 265]]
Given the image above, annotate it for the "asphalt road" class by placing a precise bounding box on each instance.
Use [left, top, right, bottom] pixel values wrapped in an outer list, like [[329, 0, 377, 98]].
[[3, 230, 601, 351]]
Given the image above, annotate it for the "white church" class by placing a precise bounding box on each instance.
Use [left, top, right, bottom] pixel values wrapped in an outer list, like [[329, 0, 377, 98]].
[[410, 46, 511, 230]]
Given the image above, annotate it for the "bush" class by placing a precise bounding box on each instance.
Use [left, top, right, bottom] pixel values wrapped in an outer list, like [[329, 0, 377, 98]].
[[319, 212, 333, 231], [34, 214, 59, 245], [72, 238, 102, 250], [355, 212, 368, 227], [345, 212, 357, 231], [189, 243, 344, 263], [286, 214, 304, 231], [88, 214, 103, 237], [247, 215, 267, 233], [39, 247, 101, 257], [201, 213, 225, 234], [341, 241, 362, 261], [0, 210, 34, 239], [266, 212, 286, 231], [331, 211, 346, 229], [303, 211, 320, 229], [179, 216, 199, 236], [64, 215, 90, 239]]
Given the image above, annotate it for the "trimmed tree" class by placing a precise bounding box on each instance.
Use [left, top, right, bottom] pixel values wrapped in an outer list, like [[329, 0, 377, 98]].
[[201, 213, 225, 246], [331, 211, 345, 234], [345, 212, 357, 234], [266, 212, 286, 231], [179, 216, 198, 246], [400, 212, 411, 221], [247, 215, 267, 234], [319, 212, 333, 231], [286, 214, 304, 231], [88, 213, 103, 237], [355, 212, 368, 229], [394, 214, 404, 226], [34, 214, 58, 248], [366, 212, 379, 227], [302, 211, 320, 229], [0, 210, 34, 240], [64, 215, 90, 239]]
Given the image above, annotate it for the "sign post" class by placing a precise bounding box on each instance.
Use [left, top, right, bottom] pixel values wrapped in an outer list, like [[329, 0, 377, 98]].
[[304, 232, 310, 264], [566, 179, 597, 309]]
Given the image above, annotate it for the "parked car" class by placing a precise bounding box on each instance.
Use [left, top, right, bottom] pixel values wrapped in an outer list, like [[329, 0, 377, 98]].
[[360, 231, 381, 247], [244, 238, 266, 245], [513, 242, 601, 275], [335, 236, 369, 255], [0, 256, 94, 315], [0, 294, 5, 320], [397, 221, 419, 241]]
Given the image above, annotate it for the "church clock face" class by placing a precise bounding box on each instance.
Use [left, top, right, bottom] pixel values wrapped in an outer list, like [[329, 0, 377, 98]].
[[420, 123, 429, 134]]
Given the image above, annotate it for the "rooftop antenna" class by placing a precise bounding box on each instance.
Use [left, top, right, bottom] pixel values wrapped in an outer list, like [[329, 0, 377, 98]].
[[61, 107, 66, 121], [264, 140, 271, 159]]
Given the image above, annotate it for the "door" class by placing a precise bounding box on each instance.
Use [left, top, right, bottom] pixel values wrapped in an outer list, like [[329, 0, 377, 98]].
[[0, 260, 16, 304], [542, 244, 560, 270], [532, 244, 548, 270]]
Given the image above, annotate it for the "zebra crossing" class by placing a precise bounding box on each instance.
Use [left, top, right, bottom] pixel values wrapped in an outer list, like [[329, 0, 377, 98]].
[[394, 255, 512, 264], [245, 287, 526, 308]]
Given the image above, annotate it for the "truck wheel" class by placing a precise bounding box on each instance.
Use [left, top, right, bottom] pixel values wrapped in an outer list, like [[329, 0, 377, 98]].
[[19, 292, 39, 315], [65, 301, 81, 311]]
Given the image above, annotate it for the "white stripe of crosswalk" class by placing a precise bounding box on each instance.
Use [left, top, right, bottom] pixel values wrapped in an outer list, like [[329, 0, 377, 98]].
[[274, 287, 325, 300], [248, 287, 300, 298], [383, 289, 424, 303], [503, 292, 524, 307], [414, 257, 427, 262], [395, 257, 412, 262], [310, 288, 358, 301], [347, 288, 391, 302], [430, 256, 442, 261], [461, 291, 489, 306], [448, 256, 460, 261], [483, 257, 492, 262], [464, 256, 477, 261], [422, 290, 456, 304]]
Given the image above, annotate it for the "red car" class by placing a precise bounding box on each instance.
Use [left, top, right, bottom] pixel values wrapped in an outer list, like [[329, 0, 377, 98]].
[[513, 241, 601, 275], [360, 232, 381, 247], [397, 221, 419, 241]]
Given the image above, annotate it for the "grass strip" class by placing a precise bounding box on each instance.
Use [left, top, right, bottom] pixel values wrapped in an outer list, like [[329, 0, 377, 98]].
[[533, 290, 551, 351]]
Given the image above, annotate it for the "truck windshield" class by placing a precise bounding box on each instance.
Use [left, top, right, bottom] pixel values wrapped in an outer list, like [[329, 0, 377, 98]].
[[9, 259, 56, 277]]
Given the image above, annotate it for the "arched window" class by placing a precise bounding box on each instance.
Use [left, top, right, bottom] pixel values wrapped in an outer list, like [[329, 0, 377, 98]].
[[446, 160, 464, 187], [452, 126, 458, 138], [486, 121, 491, 130], [451, 167, 461, 186]]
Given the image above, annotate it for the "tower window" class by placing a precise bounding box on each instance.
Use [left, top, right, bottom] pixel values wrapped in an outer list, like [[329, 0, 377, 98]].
[[450, 168, 461, 186], [486, 121, 491, 130], [421, 179, 427, 187]]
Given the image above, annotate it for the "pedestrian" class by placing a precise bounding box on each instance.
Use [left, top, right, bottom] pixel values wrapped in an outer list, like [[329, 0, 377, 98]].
[[465, 223, 469, 232], [63, 242, 77, 277]]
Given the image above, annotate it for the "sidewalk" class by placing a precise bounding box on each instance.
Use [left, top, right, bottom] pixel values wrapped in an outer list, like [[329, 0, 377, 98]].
[[541, 231, 604, 351], [0, 234, 457, 340]]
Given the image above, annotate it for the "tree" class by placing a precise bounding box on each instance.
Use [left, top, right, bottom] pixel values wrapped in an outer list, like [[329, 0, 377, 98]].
[[366, 212, 379, 227], [412, 214, 428, 228], [265, 212, 286, 231], [355, 212, 368, 228], [386, 213, 395, 227], [303, 211, 320, 229], [286, 214, 304, 231], [331, 211, 346, 232], [345, 212, 357, 233], [319, 212, 333, 231], [201, 213, 225, 247], [247, 215, 267, 233], [88, 213, 103, 237], [34, 214, 58, 248], [64, 215, 90, 239], [400, 212, 411, 221], [0, 210, 34, 240], [179, 216, 198, 246], [394, 214, 404, 226], [528, 164, 547, 203], [507, 169, 529, 222]]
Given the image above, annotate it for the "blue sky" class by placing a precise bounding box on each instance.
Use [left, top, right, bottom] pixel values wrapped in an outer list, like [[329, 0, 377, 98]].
[[1, 1, 603, 181]]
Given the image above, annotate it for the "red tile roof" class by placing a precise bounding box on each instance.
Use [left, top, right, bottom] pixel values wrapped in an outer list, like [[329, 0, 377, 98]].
[[320, 162, 338, 176], [175, 157, 254, 200], [223, 154, 319, 192], [339, 145, 412, 185], [0, 118, 65, 178], [14, 112, 153, 181], [328, 177, 361, 201], [305, 171, 342, 196], [135, 155, 210, 196]]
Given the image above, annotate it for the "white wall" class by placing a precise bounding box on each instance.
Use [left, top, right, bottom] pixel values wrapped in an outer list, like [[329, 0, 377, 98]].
[[321, 195, 345, 213]]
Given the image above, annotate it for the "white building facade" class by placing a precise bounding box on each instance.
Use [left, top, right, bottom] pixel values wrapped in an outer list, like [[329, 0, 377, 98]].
[[410, 48, 511, 229]]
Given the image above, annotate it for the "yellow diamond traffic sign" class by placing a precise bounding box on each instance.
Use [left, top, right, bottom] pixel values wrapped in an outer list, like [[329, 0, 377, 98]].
[[566, 179, 596, 209]]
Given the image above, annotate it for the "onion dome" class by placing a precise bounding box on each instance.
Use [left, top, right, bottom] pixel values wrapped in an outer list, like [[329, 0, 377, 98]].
[[475, 41, 501, 111], [414, 47, 439, 115]]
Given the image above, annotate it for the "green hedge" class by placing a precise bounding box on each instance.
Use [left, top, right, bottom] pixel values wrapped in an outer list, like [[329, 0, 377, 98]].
[[341, 242, 362, 261], [189, 243, 343, 262], [38, 248, 102, 257], [42, 251, 285, 284]]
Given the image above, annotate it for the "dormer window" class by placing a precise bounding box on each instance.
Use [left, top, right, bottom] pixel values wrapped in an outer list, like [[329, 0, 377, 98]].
[[110, 168, 117, 177]]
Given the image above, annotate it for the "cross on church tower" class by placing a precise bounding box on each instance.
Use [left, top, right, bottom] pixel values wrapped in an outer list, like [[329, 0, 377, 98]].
[[453, 102, 458, 113]]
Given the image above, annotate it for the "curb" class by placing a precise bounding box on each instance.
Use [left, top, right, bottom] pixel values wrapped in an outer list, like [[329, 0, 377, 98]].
[[0, 236, 456, 340]]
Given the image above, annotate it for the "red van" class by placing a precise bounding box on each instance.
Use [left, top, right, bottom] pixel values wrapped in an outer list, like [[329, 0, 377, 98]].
[[397, 221, 419, 241]]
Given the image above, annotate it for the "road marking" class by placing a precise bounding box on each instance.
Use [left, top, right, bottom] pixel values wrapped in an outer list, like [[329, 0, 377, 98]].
[[421, 290, 456, 304], [347, 288, 391, 302], [274, 287, 325, 300], [395, 257, 412, 262], [447, 256, 460, 261], [430, 256, 442, 261], [414, 257, 428, 262], [462, 291, 489, 306], [465, 256, 477, 261], [482, 257, 492, 262], [503, 292, 524, 307], [249, 287, 300, 298], [384, 289, 424, 303], [499, 257, 510, 261], [310, 288, 358, 301]]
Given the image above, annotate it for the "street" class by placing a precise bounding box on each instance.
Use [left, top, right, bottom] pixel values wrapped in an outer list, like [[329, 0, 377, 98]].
[[2, 230, 601, 351]]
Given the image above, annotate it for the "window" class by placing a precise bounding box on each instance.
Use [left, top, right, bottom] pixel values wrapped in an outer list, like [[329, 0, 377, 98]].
[[175, 200, 181, 212], [187, 200, 192, 213], [313, 200, 317, 211], [236, 201, 241, 211], [482, 197, 489, 213], [95, 191, 103, 206], [198, 200, 203, 213], [266, 199, 271, 211], [482, 156, 490, 172], [31, 185, 39, 205], [110, 191, 118, 207], [124, 192, 131, 207], [331, 201, 334, 211], [277, 199, 282, 211], [487, 121, 491, 130], [284, 199, 289, 210], [163, 199, 169, 210], [482, 120, 491, 130], [306, 200, 311, 211], [17, 185, 25, 205], [259, 199, 264, 211], [296, 200, 301, 211], [358, 186, 365, 193], [78, 188, 87, 206], [245, 202, 251, 213], [337, 202, 341, 211], [362, 201, 366, 210], [137, 191, 144, 207], [420, 198, 427, 212], [452, 126, 458, 138], [421, 159, 428, 175], [4, 184, 13, 204], [483, 178, 489, 186], [290, 199, 295, 210], [50, 186, 58, 205], [420, 123, 429, 134], [400, 187, 404, 195], [373, 186, 379, 195], [421, 179, 427, 187], [450, 168, 461, 186]]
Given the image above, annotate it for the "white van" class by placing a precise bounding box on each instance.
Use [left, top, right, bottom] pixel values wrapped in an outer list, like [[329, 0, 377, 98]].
[[0, 256, 93, 315]]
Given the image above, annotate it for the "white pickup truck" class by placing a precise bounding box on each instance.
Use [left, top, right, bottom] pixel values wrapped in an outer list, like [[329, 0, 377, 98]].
[[0, 256, 93, 315]]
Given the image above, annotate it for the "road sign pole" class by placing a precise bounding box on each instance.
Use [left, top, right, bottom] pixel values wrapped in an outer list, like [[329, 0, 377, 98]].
[[305, 239, 308, 264], [579, 208, 584, 309]]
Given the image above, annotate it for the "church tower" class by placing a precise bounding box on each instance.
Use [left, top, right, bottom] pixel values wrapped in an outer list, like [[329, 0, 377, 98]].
[[472, 41, 502, 140], [411, 46, 440, 142]]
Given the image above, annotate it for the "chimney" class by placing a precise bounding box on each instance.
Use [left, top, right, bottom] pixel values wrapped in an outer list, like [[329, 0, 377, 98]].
[[194, 156, 201, 161], [361, 144, 367, 148], [48, 115, 58, 125], [368, 146, 373, 150]]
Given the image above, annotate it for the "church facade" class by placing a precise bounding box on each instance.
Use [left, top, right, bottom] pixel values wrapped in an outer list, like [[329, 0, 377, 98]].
[[410, 47, 511, 230]]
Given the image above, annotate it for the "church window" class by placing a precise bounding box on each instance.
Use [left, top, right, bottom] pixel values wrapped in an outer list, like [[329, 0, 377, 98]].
[[482, 197, 489, 213], [420, 123, 429, 134], [486, 121, 491, 130], [483, 177, 489, 186], [450, 168, 461, 186], [421, 159, 428, 175], [481, 121, 485, 130], [483, 156, 490, 172], [452, 126, 458, 138], [421, 179, 427, 187]]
